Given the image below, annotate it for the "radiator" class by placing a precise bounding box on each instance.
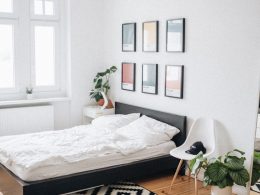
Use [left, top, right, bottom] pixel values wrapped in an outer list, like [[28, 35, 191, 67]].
[[0, 105, 54, 136]]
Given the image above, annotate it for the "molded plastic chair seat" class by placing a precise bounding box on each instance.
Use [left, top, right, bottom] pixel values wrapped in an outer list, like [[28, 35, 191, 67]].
[[170, 118, 216, 160], [169, 118, 216, 195], [170, 146, 197, 161]]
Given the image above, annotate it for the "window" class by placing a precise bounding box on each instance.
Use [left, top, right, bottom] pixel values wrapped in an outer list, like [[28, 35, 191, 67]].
[[32, 0, 56, 17], [0, 0, 13, 13], [34, 0, 44, 15], [0, 0, 68, 100], [0, 24, 14, 88], [34, 25, 55, 86]]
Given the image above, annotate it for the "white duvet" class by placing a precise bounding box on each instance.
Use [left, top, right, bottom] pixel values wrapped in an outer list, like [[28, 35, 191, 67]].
[[0, 115, 180, 180], [0, 125, 148, 171]]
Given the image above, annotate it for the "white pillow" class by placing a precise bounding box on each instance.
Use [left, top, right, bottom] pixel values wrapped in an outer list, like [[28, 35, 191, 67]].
[[92, 113, 140, 130], [115, 115, 180, 146]]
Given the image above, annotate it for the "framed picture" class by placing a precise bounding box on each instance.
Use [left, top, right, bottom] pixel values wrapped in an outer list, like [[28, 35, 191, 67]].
[[121, 62, 136, 91], [165, 65, 184, 99], [122, 23, 136, 52], [143, 21, 159, 52], [166, 18, 185, 52], [142, 64, 158, 94]]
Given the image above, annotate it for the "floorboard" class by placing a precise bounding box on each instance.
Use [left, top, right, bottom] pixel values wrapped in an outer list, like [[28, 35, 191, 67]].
[[137, 175, 210, 195], [0, 173, 258, 195], [137, 175, 257, 195]]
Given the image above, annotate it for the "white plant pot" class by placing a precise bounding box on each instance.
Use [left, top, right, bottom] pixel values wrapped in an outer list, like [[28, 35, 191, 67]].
[[26, 94, 33, 100], [211, 186, 232, 195]]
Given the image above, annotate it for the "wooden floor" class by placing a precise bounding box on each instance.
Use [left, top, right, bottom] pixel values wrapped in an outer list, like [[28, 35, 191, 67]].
[[137, 175, 211, 195], [137, 174, 258, 195], [0, 172, 258, 195]]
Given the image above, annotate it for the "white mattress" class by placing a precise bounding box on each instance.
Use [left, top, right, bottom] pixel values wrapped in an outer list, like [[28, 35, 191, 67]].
[[4, 141, 176, 181]]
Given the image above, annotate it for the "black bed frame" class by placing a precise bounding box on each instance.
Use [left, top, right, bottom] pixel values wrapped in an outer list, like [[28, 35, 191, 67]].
[[0, 102, 186, 195]]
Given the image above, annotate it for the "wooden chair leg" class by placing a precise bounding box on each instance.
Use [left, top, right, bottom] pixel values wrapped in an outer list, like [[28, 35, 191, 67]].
[[194, 168, 201, 195], [195, 174, 198, 195], [168, 159, 183, 193], [188, 168, 191, 182]]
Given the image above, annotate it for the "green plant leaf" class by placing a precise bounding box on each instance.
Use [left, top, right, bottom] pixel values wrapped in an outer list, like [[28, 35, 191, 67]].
[[254, 152, 260, 164], [224, 156, 245, 170], [105, 69, 110, 74], [206, 163, 228, 182], [189, 152, 204, 175], [191, 159, 202, 175], [99, 72, 106, 77], [203, 172, 214, 187], [95, 79, 102, 89], [227, 149, 245, 158], [251, 151, 260, 185], [229, 168, 249, 187], [233, 149, 245, 155], [110, 66, 117, 72], [94, 93, 103, 102], [217, 175, 234, 188], [251, 168, 260, 186]]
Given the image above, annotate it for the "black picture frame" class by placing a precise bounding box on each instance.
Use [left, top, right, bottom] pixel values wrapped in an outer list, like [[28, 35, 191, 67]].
[[166, 18, 185, 52], [142, 21, 159, 52], [122, 23, 136, 52], [121, 62, 136, 91], [165, 65, 184, 99], [142, 64, 158, 95]]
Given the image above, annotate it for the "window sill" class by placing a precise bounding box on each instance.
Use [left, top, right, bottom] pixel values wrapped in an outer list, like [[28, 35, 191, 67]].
[[0, 97, 71, 106]]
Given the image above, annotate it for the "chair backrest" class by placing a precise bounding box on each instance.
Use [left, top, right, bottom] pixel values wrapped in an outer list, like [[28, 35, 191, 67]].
[[184, 118, 216, 154]]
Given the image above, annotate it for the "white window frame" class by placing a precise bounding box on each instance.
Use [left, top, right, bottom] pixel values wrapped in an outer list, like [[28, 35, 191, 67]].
[[30, 0, 59, 21], [0, 0, 69, 102], [0, 0, 18, 18], [30, 21, 61, 92], [0, 19, 19, 93]]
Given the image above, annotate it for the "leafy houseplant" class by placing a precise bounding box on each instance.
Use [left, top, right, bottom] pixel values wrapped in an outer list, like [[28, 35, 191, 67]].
[[26, 87, 33, 99], [90, 66, 117, 106], [190, 149, 250, 195], [251, 151, 260, 186], [26, 87, 33, 94]]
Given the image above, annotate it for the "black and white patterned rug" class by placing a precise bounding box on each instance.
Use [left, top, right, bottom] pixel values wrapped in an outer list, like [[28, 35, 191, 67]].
[[251, 181, 260, 193], [67, 182, 156, 195]]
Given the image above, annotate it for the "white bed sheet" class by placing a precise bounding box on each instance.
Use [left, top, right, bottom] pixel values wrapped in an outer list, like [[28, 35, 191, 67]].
[[4, 141, 176, 181]]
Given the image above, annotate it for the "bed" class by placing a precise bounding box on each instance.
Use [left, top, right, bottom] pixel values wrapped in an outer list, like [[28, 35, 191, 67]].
[[0, 102, 187, 195]]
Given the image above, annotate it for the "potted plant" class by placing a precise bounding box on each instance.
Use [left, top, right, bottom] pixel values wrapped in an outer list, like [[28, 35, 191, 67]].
[[251, 151, 260, 186], [26, 87, 33, 99], [90, 66, 117, 108], [190, 149, 250, 195]]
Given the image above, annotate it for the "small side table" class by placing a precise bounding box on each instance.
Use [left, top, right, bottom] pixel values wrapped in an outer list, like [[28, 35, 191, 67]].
[[83, 106, 115, 124]]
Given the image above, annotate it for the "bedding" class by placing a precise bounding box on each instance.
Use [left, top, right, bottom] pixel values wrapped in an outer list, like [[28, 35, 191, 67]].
[[115, 115, 180, 146], [0, 119, 178, 181], [3, 141, 175, 181], [91, 113, 140, 130]]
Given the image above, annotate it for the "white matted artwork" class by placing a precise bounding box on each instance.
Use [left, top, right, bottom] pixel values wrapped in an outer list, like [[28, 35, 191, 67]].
[[142, 64, 158, 94], [165, 65, 184, 99], [121, 62, 136, 91], [122, 23, 136, 52], [143, 21, 158, 52], [166, 18, 185, 52]]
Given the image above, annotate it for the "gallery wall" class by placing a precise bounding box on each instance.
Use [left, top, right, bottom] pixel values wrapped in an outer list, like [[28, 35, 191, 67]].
[[102, 0, 260, 194]]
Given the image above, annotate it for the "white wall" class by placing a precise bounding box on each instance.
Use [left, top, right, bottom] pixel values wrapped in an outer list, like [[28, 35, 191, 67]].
[[53, 0, 104, 129], [103, 0, 260, 194]]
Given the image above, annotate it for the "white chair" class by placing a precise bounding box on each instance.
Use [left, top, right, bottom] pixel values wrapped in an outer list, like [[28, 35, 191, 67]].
[[168, 118, 216, 195]]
